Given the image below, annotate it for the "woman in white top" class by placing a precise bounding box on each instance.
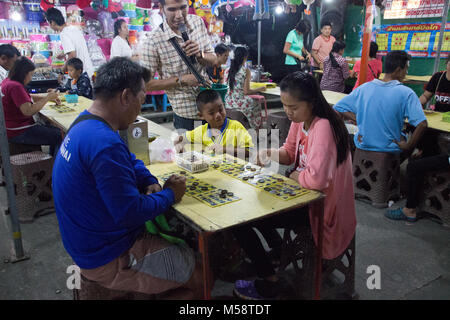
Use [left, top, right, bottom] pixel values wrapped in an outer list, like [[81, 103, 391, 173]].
[[110, 19, 138, 60]]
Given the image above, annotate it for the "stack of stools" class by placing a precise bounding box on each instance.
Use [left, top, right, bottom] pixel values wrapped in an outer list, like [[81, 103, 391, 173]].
[[278, 223, 357, 300], [10, 150, 55, 223], [267, 111, 291, 146], [352, 148, 401, 208], [249, 95, 268, 122], [418, 169, 450, 227]]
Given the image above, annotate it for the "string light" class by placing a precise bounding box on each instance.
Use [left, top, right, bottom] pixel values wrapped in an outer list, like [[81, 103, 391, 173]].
[[275, 5, 283, 14]]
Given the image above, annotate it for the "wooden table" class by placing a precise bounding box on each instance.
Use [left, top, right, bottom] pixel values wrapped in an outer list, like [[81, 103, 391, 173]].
[[313, 69, 431, 84], [262, 86, 348, 106], [146, 157, 325, 300], [424, 111, 450, 133], [38, 96, 172, 139]]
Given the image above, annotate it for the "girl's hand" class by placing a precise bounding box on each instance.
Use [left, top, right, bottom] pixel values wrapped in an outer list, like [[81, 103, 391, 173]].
[[257, 149, 270, 166], [258, 86, 266, 92], [289, 170, 300, 182]]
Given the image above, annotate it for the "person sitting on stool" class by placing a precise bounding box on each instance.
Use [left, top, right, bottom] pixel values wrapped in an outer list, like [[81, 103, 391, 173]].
[[1, 56, 62, 157]]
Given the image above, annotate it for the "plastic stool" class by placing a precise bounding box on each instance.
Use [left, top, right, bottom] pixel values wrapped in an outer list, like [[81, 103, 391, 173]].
[[279, 223, 357, 300], [249, 94, 268, 122], [162, 93, 171, 112], [226, 108, 251, 130], [418, 169, 450, 227], [142, 95, 158, 111], [352, 148, 401, 208], [267, 111, 291, 145], [10, 151, 55, 223]]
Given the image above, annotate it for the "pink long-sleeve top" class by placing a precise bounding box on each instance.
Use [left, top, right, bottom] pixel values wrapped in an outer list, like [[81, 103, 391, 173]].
[[281, 117, 356, 259]]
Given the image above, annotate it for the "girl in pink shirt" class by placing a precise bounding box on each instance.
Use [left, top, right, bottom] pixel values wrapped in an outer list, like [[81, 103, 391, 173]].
[[352, 42, 383, 90], [233, 71, 356, 300]]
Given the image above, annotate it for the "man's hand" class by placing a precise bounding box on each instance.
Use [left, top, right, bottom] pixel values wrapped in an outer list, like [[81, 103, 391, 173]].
[[173, 135, 185, 153], [163, 175, 186, 203], [393, 138, 414, 158], [181, 74, 200, 87], [319, 62, 324, 70], [145, 183, 162, 195], [57, 52, 66, 60], [182, 39, 201, 58]]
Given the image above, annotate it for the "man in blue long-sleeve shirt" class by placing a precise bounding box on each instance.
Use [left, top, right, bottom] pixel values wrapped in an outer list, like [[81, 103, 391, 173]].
[[52, 57, 201, 298]]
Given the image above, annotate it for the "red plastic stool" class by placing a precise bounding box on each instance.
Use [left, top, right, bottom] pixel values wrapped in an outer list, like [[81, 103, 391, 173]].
[[249, 94, 268, 122]]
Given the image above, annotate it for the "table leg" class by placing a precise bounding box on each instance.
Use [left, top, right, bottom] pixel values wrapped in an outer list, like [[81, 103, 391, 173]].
[[311, 198, 324, 300], [198, 231, 213, 300]]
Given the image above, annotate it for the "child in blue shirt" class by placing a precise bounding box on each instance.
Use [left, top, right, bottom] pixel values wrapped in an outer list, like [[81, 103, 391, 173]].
[[58, 57, 93, 99]]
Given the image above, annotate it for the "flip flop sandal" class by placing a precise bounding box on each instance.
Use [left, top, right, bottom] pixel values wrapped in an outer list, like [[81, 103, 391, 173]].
[[385, 208, 417, 222]]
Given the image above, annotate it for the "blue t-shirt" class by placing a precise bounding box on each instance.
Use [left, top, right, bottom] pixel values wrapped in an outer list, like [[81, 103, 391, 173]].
[[52, 110, 175, 269], [333, 79, 426, 153]]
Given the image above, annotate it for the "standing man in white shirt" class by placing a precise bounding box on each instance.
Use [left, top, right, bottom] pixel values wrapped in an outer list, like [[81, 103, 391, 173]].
[[111, 19, 139, 61], [45, 8, 94, 80], [0, 44, 20, 84]]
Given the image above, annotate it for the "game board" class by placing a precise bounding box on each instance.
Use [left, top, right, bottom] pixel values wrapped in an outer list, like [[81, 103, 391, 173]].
[[410, 32, 431, 51], [157, 171, 241, 208], [210, 155, 311, 201], [433, 32, 450, 52], [390, 33, 408, 50], [376, 33, 389, 51], [48, 104, 76, 113]]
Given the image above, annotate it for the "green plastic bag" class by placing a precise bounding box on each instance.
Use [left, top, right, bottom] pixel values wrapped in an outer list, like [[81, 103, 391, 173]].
[[145, 215, 186, 245]]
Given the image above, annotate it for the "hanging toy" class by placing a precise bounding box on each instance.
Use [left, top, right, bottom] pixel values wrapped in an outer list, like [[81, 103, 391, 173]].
[[253, 0, 270, 20], [302, 0, 315, 15]]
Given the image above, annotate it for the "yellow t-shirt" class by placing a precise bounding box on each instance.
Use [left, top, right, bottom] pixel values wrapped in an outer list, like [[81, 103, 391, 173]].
[[185, 118, 254, 148]]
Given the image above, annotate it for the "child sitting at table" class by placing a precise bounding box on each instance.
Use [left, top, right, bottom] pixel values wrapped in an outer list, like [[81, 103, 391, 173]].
[[58, 57, 93, 99], [174, 89, 253, 159], [232, 71, 357, 300]]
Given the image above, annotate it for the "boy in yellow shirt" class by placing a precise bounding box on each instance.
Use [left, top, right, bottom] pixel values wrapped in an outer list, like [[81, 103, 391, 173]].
[[174, 89, 253, 158]]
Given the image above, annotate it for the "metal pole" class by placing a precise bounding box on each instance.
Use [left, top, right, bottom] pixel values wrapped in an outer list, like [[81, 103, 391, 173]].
[[359, 0, 374, 86], [257, 19, 262, 82], [433, 0, 449, 74], [0, 98, 28, 262]]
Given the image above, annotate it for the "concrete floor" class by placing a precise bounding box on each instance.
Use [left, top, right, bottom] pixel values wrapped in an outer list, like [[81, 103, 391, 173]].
[[1, 114, 449, 300]]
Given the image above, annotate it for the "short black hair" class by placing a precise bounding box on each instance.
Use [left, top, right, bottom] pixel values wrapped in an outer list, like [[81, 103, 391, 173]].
[[384, 51, 411, 74], [67, 57, 83, 71], [196, 89, 221, 112], [94, 57, 151, 100], [45, 8, 65, 26], [0, 44, 20, 59], [321, 21, 332, 29], [8, 56, 35, 85], [215, 43, 230, 55], [369, 42, 378, 58], [295, 20, 309, 34]]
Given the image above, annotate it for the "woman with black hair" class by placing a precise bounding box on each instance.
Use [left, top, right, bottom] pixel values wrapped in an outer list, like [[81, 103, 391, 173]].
[[1, 56, 63, 156], [233, 71, 356, 300], [224, 46, 266, 129], [283, 20, 311, 74], [111, 19, 138, 60], [351, 41, 382, 90], [320, 40, 350, 93]]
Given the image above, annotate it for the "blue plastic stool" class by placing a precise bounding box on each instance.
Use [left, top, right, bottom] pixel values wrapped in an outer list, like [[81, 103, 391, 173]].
[[142, 95, 158, 111], [162, 94, 171, 112]]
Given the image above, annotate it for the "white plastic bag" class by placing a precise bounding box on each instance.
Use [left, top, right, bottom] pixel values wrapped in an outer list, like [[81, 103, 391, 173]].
[[149, 137, 175, 163]]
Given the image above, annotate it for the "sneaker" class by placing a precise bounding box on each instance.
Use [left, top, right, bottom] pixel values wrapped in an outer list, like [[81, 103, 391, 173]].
[[385, 208, 417, 222], [233, 279, 280, 300]]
